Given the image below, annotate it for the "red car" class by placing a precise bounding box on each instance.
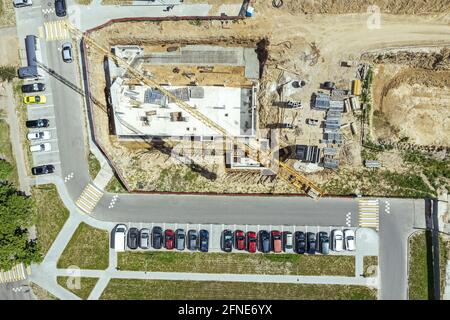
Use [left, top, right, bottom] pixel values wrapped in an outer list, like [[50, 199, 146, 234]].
[[246, 231, 257, 253], [234, 230, 246, 250], [271, 230, 282, 253], [164, 229, 175, 250]]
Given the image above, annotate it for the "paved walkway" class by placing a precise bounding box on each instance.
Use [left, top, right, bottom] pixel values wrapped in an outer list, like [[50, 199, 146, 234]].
[[28, 179, 379, 300]]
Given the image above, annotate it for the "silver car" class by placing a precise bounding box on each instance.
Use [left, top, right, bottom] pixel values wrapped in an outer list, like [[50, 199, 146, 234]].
[[139, 228, 150, 249], [175, 229, 185, 251], [62, 42, 73, 63]]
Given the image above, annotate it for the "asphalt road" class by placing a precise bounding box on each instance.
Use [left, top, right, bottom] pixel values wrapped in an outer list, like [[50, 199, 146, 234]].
[[13, 1, 433, 301], [378, 198, 426, 300], [44, 40, 91, 199], [93, 193, 358, 226], [0, 281, 35, 300]]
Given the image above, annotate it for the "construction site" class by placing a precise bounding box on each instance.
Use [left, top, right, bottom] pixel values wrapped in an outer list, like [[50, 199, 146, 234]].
[[81, 0, 450, 196]]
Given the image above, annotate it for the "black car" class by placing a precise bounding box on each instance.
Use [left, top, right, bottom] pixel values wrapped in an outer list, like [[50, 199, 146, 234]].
[[258, 230, 270, 253], [221, 229, 233, 253], [21, 83, 45, 93], [55, 0, 67, 17], [31, 164, 54, 176], [322, 81, 336, 90], [199, 229, 209, 253], [317, 231, 330, 255], [26, 119, 49, 128], [127, 227, 139, 250], [306, 232, 316, 254], [152, 226, 163, 249], [294, 231, 306, 254]]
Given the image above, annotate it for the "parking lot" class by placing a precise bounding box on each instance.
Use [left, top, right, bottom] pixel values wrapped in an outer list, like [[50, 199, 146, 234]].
[[22, 79, 62, 176], [114, 222, 358, 256]]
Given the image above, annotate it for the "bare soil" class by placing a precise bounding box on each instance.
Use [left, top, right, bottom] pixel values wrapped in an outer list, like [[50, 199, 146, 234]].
[[85, 6, 450, 194], [372, 64, 450, 146]]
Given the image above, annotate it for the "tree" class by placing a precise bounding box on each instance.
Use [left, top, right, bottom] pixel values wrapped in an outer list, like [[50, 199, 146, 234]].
[[0, 182, 42, 270]]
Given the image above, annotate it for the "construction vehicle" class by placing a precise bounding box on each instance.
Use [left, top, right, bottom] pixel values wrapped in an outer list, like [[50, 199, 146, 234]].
[[63, 22, 324, 199], [340, 60, 358, 67]]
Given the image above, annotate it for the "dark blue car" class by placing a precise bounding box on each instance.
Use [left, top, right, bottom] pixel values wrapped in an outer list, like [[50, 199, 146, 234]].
[[199, 229, 209, 252]]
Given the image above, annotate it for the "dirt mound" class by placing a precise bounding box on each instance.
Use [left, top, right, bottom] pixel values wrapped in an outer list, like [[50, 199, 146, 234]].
[[363, 48, 450, 70], [372, 65, 450, 146], [262, 0, 450, 15]]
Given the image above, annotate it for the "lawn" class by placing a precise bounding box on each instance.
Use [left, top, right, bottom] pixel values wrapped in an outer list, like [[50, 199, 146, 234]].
[[100, 279, 377, 300], [408, 232, 448, 300], [32, 184, 70, 255], [0, 119, 18, 184], [57, 276, 99, 300], [0, 0, 16, 27], [363, 256, 378, 277], [105, 175, 128, 193], [323, 168, 435, 198], [88, 152, 101, 180], [57, 222, 109, 270], [118, 252, 355, 276], [30, 283, 59, 300]]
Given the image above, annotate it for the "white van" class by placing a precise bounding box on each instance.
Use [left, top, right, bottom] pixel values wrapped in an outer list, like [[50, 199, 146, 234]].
[[13, 0, 32, 7], [114, 224, 127, 252]]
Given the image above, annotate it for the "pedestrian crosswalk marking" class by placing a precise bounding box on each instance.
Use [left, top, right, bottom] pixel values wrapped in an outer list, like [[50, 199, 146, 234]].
[[0, 263, 27, 284], [76, 183, 104, 214], [43, 20, 70, 41], [358, 199, 379, 231]]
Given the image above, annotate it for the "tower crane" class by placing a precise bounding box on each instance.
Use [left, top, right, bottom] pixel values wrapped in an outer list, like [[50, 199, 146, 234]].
[[63, 22, 324, 199]]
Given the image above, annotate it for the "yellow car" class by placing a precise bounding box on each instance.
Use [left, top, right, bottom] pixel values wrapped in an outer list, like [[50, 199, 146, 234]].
[[23, 95, 46, 105]]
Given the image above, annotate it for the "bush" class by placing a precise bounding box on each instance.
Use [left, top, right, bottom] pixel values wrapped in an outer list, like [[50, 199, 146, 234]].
[[0, 65, 17, 82], [0, 159, 13, 181]]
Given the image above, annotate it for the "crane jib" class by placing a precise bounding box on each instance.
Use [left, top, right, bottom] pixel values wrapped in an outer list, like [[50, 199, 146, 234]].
[[64, 22, 323, 199]]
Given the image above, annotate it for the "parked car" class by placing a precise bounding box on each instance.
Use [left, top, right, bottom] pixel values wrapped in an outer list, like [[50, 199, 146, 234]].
[[246, 231, 257, 253], [258, 230, 270, 253], [114, 224, 127, 252], [294, 231, 306, 254], [127, 227, 139, 250], [317, 231, 330, 255], [31, 164, 54, 176], [221, 229, 233, 253], [187, 230, 198, 251], [271, 230, 282, 253], [344, 229, 356, 251], [152, 226, 163, 249], [164, 229, 174, 250], [27, 131, 50, 141], [61, 42, 73, 63], [280, 123, 293, 129], [306, 118, 319, 126], [13, 0, 32, 7], [306, 232, 316, 254], [21, 83, 45, 93], [139, 228, 150, 249], [24, 95, 46, 104], [199, 229, 209, 252], [175, 229, 185, 251], [332, 229, 344, 252], [322, 81, 336, 90], [234, 230, 246, 250], [283, 231, 294, 253], [30, 143, 51, 153], [55, 0, 67, 17], [26, 119, 49, 128]]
